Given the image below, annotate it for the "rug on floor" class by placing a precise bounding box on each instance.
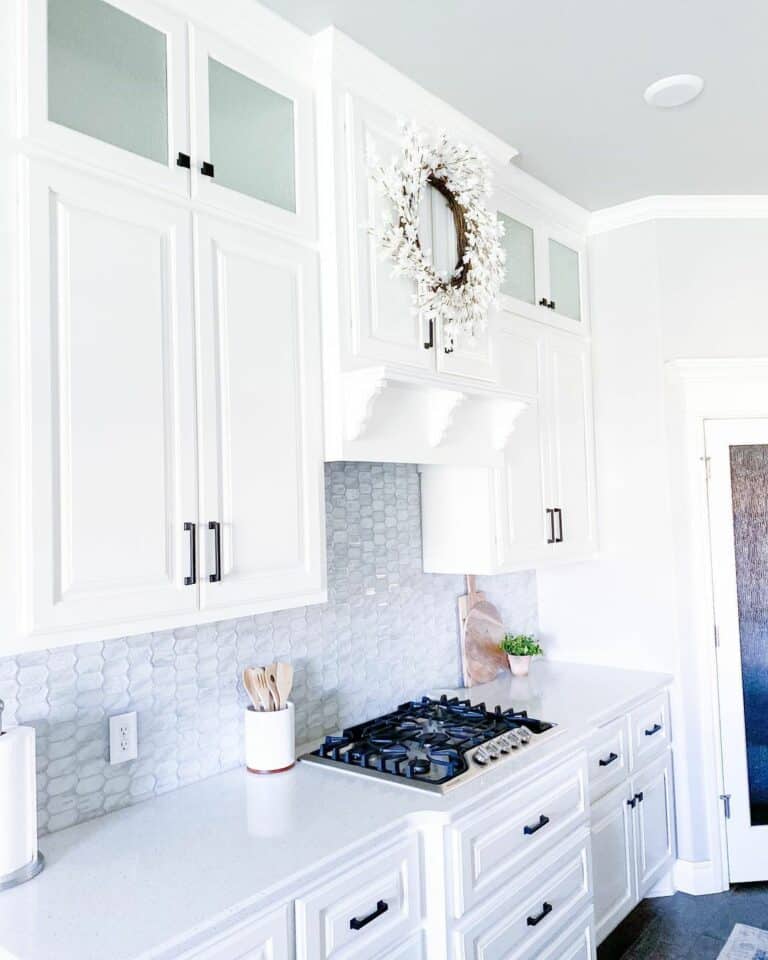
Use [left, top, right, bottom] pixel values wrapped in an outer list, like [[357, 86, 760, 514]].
[[718, 924, 768, 959]]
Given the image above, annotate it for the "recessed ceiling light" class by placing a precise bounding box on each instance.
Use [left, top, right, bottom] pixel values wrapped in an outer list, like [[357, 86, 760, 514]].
[[644, 74, 704, 108]]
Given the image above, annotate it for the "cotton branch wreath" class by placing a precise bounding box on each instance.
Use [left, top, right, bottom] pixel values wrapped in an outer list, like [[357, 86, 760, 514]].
[[371, 126, 505, 343]]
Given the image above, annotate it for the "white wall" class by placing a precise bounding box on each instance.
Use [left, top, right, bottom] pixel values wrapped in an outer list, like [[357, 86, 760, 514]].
[[539, 216, 768, 873]]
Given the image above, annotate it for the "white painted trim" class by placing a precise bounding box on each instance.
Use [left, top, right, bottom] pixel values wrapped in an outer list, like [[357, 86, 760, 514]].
[[589, 196, 768, 235], [664, 357, 768, 894], [673, 859, 724, 896]]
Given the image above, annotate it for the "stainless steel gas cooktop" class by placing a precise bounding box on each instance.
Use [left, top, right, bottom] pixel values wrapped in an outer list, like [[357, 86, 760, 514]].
[[300, 695, 561, 793]]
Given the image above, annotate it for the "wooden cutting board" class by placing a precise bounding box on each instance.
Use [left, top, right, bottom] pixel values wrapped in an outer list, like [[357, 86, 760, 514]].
[[458, 575, 509, 686]]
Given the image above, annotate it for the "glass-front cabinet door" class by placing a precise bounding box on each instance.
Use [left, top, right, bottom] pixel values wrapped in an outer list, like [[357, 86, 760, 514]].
[[190, 29, 315, 237], [494, 186, 588, 335], [26, 0, 189, 194]]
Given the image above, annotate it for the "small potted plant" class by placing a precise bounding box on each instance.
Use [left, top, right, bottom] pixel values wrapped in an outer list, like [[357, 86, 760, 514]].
[[500, 634, 543, 677]]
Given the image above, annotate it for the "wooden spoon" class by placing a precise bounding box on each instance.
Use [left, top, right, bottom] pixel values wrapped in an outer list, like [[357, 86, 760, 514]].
[[242, 668, 261, 710], [275, 662, 294, 709], [265, 663, 282, 711]]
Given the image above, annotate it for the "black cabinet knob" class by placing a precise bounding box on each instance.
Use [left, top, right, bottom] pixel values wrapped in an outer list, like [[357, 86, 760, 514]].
[[201, 161, 215, 178], [176, 152, 191, 169]]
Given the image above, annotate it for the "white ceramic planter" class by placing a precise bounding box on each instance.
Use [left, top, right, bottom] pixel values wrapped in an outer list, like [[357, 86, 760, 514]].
[[507, 654, 532, 677], [244, 702, 295, 774]]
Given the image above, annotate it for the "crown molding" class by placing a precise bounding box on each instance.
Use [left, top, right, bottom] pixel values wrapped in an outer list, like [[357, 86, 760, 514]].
[[666, 357, 768, 384], [589, 195, 768, 235]]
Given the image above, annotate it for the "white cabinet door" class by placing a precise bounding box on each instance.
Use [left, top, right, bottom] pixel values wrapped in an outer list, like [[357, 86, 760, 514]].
[[493, 401, 549, 570], [539, 225, 588, 336], [21, 159, 198, 636], [544, 331, 597, 559], [25, 0, 190, 196], [195, 215, 325, 614], [190, 28, 316, 238], [345, 94, 433, 370], [632, 751, 675, 897], [590, 783, 637, 944]]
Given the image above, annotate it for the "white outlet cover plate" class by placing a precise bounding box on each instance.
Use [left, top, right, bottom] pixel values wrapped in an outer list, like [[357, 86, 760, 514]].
[[109, 711, 138, 765]]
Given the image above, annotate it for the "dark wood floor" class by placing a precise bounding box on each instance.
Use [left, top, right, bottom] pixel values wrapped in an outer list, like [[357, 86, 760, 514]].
[[597, 885, 768, 959]]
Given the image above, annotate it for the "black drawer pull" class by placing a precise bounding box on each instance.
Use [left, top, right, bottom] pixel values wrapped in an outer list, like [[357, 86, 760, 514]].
[[554, 507, 564, 543], [635, 791, 644, 803], [523, 814, 550, 836], [424, 318, 434, 350], [546, 508, 556, 544], [645, 723, 662, 737], [527, 902, 553, 927], [350, 899, 388, 931], [183, 522, 196, 585], [599, 752, 618, 767], [176, 152, 191, 168], [627, 796, 637, 808], [208, 521, 222, 583], [201, 160, 215, 178]]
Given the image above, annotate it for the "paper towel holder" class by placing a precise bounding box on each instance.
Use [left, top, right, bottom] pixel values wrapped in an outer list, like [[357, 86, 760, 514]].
[[0, 701, 45, 892]]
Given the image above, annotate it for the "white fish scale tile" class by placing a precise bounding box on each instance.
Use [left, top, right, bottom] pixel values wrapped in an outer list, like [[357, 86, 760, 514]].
[[0, 463, 537, 837]]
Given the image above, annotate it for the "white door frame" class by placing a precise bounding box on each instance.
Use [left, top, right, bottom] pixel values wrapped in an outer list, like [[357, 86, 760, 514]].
[[665, 358, 768, 893]]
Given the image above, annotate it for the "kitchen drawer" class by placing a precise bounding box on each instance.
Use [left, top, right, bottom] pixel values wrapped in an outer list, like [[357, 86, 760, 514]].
[[445, 755, 588, 917], [531, 908, 595, 960], [588, 716, 629, 802], [295, 834, 422, 960], [451, 836, 592, 960], [177, 903, 292, 959], [629, 692, 670, 771]]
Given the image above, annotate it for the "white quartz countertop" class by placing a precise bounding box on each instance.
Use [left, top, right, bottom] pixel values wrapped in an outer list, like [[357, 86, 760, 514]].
[[0, 661, 671, 960]]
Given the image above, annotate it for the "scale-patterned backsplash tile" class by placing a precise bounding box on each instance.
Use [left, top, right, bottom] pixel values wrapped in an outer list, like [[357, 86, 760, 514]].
[[0, 462, 537, 836]]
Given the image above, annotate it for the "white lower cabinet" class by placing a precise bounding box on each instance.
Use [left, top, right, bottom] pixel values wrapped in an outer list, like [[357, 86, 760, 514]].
[[294, 835, 423, 960], [178, 903, 292, 959], [451, 836, 592, 960], [591, 747, 675, 945]]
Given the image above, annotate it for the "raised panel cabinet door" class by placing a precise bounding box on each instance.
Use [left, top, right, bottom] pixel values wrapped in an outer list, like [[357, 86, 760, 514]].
[[25, 0, 190, 195], [632, 752, 675, 898], [190, 28, 315, 237], [493, 402, 549, 570], [195, 215, 325, 614], [544, 332, 597, 559], [20, 159, 198, 638], [345, 94, 434, 370], [590, 783, 637, 945]]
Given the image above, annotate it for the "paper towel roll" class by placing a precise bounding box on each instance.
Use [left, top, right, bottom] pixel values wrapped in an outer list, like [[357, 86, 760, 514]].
[[0, 726, 38, 879]]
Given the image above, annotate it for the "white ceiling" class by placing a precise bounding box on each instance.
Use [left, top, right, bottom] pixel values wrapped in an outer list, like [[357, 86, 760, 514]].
[[259, 0, 768, 210]]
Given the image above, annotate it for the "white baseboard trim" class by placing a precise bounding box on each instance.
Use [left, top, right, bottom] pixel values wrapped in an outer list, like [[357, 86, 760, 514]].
[[646, 871, 676, 898], [673, 858, 728, 895]]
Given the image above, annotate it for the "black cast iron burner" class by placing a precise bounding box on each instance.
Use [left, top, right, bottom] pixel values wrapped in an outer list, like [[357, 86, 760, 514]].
[[303, 695, 554, 790]]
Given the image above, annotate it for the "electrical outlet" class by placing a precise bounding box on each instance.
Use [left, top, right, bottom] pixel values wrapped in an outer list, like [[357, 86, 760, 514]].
[[109, 711, 138, 765]]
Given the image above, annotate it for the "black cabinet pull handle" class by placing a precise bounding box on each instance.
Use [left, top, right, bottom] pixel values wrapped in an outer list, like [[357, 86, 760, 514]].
[[424, 318, 434, 350], [208, 521, 222, 582], [183, 522, 196, 585], [645, 723, 662, 737], [523, 814, 550, 836], [538, 298, 549, 307], [176, 152, 191, 168], [599, 752, 618, 767], [350, 899, 388, 930], [627, 796, 637, 808], [546, 508, 556, 544], [201, 161, 215, 178], [526, 902, 553, 927], [554, 507, 564, 543], [635, 791, 644, 803], [444, 338, 454, 355], [549, 299, 556, 310]]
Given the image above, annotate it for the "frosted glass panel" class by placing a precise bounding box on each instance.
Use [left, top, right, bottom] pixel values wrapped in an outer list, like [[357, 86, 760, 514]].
[[730, 444, 768, 826], [549, 238, 581, 321], [48, 0, 168, 164], [498, 213, 535, 303], [208, 59, 295, 212]]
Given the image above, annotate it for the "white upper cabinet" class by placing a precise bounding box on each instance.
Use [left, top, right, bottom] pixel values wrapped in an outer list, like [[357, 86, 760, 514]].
[[189, 28, 316, 238], [494, 187, 589, 336], [195, 215, 325, 614], [20, 159, 199, 637], [421, 315, 597, 574], [345, 94, 434, 371], [25, 0, 190, 195]]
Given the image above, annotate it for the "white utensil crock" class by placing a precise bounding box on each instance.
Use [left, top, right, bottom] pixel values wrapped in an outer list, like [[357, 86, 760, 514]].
[[245, 702, 295, 774]]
